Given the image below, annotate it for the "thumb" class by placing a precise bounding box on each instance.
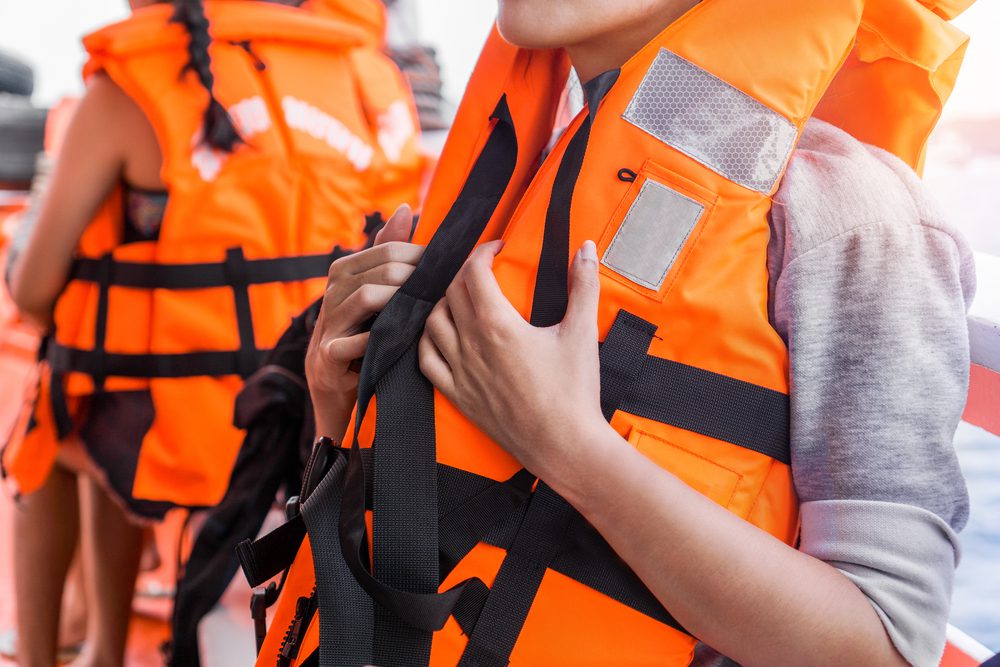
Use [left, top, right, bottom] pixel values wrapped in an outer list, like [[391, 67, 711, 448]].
[[374, 204, 413, 246], [563, 240, 600, 334]]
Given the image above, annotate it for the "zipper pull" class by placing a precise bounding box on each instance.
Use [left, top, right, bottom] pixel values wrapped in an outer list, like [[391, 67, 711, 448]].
[[277, 590, 316, 666]]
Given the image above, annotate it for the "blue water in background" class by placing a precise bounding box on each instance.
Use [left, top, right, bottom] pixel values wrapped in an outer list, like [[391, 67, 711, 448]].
[[950, 421, 1000, 650]]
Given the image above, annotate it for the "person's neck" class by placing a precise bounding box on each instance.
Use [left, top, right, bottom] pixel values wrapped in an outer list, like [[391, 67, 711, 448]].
[[566, 2, 697, 84]]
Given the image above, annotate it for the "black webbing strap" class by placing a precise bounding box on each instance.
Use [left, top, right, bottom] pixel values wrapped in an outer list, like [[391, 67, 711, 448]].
[[236, 514, 305, 589], [371, 346, 439, 665], [455, 112, 594, 667], [458, 313, 655, 665], [246, 440, 687, 656], [470, 494, 685, 632], [224, 247, 259, 379], [301, 453, 374, 666], [457, 75, 621, 665], [437, 468, 535, 577], [92, 253, 113, 392], [243, 453, 530, 596], [233, 446, 378, 594], [329, 96, 519, 661], [46, 345, 268, 379], [525, 69, 616, 327], [68, 248, 347, 290], [47, 247, 346, 385], [450, 577, 491, 637], [527, 123, 587, 325], [456, 485, 572, 667], [622, 356, 791, 464], [547, 512, 684, 631], [46, 253, 113, 439], [47, 368, 75, 440], [373, 454, 683, 635]]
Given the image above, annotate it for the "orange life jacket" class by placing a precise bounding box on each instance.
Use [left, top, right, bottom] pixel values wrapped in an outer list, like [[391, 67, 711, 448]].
[[242, 0, 970, 665], [304, 0, 425, 213], [1, 0, 422, 508]]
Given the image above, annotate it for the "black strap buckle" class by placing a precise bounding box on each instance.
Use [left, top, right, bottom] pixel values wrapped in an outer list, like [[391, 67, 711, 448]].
[[250, 581, 279, 654], [285, 495, 300, 521]]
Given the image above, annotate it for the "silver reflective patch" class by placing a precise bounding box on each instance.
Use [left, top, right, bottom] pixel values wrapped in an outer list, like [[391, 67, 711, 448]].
[[601, 179, 704, 290], [622, 49, 797, 193]]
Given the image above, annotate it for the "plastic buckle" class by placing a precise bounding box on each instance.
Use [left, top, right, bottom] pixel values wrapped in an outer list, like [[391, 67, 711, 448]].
[[285, 495, 300, 521], [250, 581, 278, 654]]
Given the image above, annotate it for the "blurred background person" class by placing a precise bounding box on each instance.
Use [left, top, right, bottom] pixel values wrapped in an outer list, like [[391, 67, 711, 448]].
[[1, 0, 422, 664]]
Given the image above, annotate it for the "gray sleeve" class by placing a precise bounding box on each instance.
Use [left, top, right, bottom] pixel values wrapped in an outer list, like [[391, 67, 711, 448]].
[[799, 500, 962, 666], [773, 219, 973, 667]]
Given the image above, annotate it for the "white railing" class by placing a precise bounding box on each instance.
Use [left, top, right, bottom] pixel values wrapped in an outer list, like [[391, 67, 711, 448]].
[[944, 252, 1000, 666], [963, 252, 1000, 436], [947, 624, 995, 663]]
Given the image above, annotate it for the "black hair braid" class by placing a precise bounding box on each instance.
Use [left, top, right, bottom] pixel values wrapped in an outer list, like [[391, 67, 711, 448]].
[[171, 0, 242, 152]]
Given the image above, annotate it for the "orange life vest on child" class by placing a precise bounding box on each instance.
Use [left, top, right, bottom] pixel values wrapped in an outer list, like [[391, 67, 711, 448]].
[[304, 0, 425, 213], [1, 0, 422, 508], [243, 0, 970, 665]]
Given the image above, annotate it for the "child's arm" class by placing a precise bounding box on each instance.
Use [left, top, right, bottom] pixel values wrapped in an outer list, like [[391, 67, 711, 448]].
[[9, 75, 132, 327]]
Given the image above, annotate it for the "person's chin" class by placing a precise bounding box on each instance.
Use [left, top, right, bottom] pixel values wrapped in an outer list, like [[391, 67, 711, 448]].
[[496, 5, 565, 49]]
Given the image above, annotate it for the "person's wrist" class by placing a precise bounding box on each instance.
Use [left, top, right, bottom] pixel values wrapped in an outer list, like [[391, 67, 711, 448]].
[[312, 387, 357, 440], [540, 411, 618, 507]]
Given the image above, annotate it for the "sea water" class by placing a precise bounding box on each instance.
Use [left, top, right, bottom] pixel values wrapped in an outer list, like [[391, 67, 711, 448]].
[[951, 421, 1000, 650]]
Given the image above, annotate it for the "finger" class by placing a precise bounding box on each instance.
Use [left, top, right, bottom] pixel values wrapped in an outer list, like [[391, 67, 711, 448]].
[[320, 254, 420, 329], [445, 271, 476, 328], [374, 203, 413, 246], [418, 331, 456, 398], [463, 241, 515, 317], [354, 261, 418, 289], [335, 241, 425, 277], [424, 299, 461, 367], [562, 240, 601, 335], [307, 332, 370, 391], [333, 283, 398, 335], [318, 331, 370, 367]]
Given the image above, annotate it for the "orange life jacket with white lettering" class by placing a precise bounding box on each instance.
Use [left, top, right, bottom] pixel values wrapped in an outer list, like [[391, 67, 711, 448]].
[[1, 0, 422, 509], [242, 0, 971, 664], [305, 0, 425, 213]]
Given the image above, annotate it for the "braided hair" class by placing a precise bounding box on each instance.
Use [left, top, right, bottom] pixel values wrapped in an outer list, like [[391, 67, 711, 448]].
[[171, 0, 242, 152]]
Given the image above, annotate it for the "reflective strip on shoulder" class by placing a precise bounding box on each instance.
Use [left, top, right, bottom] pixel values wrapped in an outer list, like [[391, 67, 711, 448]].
[[601, 179, 704, 291], [622, 49, 798, 193]]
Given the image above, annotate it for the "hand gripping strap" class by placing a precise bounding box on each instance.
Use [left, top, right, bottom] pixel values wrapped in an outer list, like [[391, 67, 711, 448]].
[[327, 96, 518, 663], [457, 311, 659, 666], [454, 75, 628, 664]]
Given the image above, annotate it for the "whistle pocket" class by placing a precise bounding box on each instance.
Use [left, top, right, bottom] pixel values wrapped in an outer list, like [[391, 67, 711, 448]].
[[598, 159, 716, 302]]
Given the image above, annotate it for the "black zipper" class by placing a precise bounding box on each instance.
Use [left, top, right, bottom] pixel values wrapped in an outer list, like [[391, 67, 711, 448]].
[[276, 587, 318, 667]]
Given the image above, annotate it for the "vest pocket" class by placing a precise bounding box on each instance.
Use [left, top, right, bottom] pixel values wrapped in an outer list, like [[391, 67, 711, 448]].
[[597, 159, 717, 303], [627, 426, 741, 509]]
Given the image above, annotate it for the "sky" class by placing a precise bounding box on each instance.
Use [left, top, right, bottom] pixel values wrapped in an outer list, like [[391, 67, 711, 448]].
[[2, 1, 998, 119]]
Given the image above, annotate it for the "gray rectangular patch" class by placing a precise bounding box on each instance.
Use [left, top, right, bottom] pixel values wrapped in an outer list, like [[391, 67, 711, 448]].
[[601, 179, 704, 290], [622, 49, 797, 194]]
